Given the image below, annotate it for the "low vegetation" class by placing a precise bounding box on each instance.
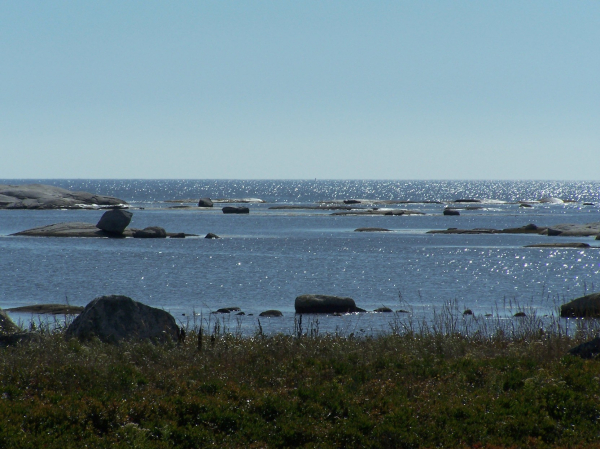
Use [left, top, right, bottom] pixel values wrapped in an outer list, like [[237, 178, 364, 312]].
[[1, 314, 600, 448]]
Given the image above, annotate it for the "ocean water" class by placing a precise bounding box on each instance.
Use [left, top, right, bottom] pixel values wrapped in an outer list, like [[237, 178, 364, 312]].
[[1, 179, 600, 335]]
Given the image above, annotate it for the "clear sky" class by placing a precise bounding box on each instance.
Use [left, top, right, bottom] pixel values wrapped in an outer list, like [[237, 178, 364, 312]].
[[1, 1, 598, 180]]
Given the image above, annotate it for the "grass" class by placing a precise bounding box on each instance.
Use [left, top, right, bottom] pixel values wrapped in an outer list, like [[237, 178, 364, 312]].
[[1, 313, 600, 448]]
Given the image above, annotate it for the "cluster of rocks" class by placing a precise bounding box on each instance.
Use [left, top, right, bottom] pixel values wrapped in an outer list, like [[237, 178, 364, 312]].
[[212, 307, 283, 317], [0, 184, 126, 209], [11, 209, 188, 238], [4, 292, 600, 360]]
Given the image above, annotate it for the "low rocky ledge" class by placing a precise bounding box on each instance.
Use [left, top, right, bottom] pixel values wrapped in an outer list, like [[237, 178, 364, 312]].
[[428, 222, 600, 237], [524, 243, 594, 249], [6, 304, 84, 314], [11, 222, 194, 238], [0, 184, 127, 209], [332, 209, 425, 216]]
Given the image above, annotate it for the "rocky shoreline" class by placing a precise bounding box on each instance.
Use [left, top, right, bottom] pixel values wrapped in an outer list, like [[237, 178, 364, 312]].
[[0, 184, 126, 209], [427, 222, 600, 238]]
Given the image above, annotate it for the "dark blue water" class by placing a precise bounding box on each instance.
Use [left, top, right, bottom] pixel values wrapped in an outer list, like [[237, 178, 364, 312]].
[[1, 180, 600, 334]]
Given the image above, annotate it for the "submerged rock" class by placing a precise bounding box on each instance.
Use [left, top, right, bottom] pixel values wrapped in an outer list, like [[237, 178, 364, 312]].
[[560, 292, 600, 318], [295, 294, 365, 314], [354, 228, 392, 232], [65, 295, 179, 343], [205, 233, 220, 239]]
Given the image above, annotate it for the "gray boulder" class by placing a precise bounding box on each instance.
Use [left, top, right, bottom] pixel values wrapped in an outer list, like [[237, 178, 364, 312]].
[[96, 209, 133, 234], [295, 294, 365, 314], [560, 293, 600, 318], [65, 295, 179, 343], [132, 227, 167, 238], [222, 206, 250, 214], [198, 198, 214, 207]]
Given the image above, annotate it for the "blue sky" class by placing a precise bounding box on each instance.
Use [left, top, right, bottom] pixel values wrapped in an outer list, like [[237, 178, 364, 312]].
[[1, 1, 598, 179]]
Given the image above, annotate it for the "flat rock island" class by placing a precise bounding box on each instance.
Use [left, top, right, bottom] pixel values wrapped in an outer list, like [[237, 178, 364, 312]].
[[0, 184, 127, 209]]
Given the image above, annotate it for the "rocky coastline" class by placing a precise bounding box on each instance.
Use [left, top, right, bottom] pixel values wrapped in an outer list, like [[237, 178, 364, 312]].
[[0, 184, 126, 209]]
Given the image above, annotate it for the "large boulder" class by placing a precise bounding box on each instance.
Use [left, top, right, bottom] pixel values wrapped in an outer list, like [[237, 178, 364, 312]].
[[295, 294, 365, 314], [222, 206, 250, 214], [560, 293, 600, 318], [65, 295, 179, 343], [96, 209, 133, 234], [198, 198, 214, 207], [132, 227, 167, 238]]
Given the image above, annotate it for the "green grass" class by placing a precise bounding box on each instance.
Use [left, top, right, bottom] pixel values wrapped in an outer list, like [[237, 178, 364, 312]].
[[1, 321, 600, 448]]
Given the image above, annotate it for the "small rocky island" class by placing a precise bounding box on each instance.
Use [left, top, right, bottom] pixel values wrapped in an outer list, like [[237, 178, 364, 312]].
[[0, 184, 126, 209], [11, 209, 190, 238]]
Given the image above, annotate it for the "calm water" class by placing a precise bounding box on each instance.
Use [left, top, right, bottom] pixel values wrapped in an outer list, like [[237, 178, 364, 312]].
[[1, 179, 600, 334]]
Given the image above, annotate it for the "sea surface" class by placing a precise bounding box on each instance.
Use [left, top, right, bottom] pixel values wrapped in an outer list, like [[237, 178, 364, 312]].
[[1, 179, 600, 335]]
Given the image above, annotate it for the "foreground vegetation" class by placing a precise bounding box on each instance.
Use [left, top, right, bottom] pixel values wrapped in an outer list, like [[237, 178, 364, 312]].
[[1, 317, 600, 448]]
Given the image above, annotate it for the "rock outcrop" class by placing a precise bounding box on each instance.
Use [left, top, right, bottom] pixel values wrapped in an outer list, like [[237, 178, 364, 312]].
[[0, 184, 126, 209], [560, 293, 600, 318], [198, 198, 214, 207], [443, 209, 460, 216], [295, 294, 365, 314], [259, 310, 283, 317], [373, 307, 393, 313], [568, 337, 600, 359], [332, 209, 424, 216], [354, 228, 392, 232], [524, 243, 592, 248], [428, 222, 600, 237], [6, 304, 84, 314], [0, 309, 21, 335], [132, 227, 167, 238], [222, 206, 250, 214], [65, 295, 179, 343], [12, 222, 129, 238]]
